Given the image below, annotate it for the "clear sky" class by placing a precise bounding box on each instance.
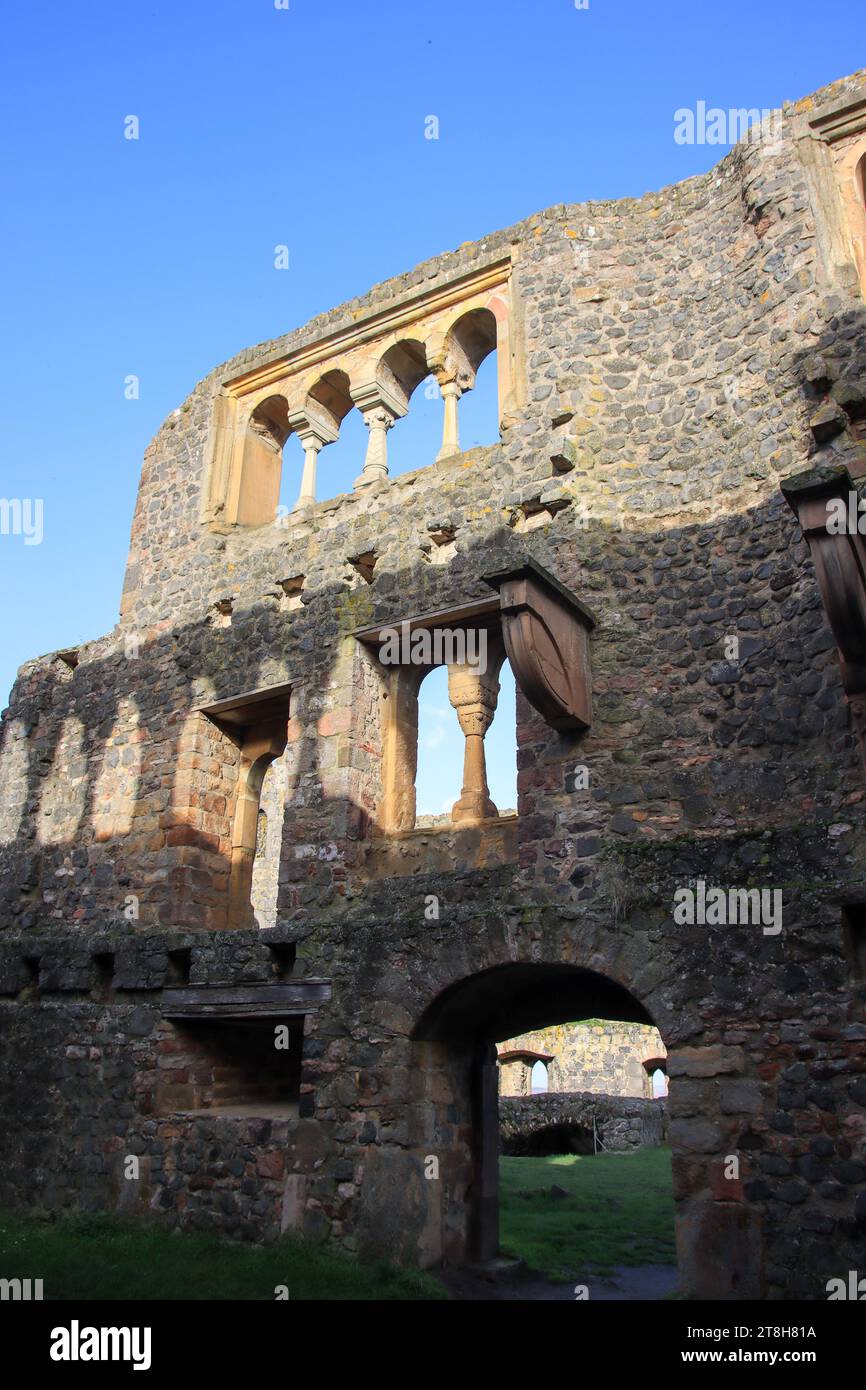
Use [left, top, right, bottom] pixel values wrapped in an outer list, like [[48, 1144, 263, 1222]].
[[0, 0, 862, 810]]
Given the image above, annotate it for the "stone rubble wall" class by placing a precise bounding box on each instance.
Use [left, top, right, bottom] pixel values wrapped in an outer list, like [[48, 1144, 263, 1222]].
[[499, 1091, 668, 1153], [498, 1020, 666, 1096]]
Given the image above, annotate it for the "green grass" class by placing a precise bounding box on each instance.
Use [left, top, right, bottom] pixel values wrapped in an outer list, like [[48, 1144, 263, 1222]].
[[0, 1209, 447, 1301], [499, 1146, 676, 1281]]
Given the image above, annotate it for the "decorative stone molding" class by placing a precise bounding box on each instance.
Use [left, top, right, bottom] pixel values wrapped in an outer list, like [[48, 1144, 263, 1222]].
[[485, 559, 597, 732], [355, 600, 503, 834]]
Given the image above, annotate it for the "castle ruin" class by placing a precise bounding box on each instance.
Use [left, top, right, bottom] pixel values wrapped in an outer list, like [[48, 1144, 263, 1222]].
[[3, 70, 866, 1300]]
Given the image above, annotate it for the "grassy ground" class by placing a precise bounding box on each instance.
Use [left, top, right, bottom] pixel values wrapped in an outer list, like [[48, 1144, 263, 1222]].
[[499, 1146, 676, 1281], [0, 1209, 446, 1301]]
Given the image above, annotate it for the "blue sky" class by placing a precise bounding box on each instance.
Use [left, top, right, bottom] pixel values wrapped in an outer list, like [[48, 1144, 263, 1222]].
[[0, 0, 862, 811]]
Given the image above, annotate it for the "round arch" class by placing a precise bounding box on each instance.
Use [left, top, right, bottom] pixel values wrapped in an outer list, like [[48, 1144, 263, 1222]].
[[413, 961, 656, 1046], [411, 961, 668, 1267]]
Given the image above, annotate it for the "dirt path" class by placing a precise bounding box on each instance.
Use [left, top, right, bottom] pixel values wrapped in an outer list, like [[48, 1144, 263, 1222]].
[[438, 1262, 679, 1301]]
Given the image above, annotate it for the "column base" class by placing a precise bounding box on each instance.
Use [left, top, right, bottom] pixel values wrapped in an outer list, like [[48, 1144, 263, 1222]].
[[451, 793, 499, 824], [354, 468, 388, 490]]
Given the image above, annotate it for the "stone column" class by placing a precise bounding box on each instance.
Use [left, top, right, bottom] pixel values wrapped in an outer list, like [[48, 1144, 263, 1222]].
[[288, 409, 338, 513], [436, 380, 462, 461], [447, 661, 500, 823], [350, 379, 406, 491], [294, 437, 322, 511], [355, 405, 396, 489]]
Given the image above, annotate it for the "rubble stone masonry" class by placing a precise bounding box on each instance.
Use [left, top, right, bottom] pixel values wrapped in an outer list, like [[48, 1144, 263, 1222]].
[[3, 70, 866, 1298]]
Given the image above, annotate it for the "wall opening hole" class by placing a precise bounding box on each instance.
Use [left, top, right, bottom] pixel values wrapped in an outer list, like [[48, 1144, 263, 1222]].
[[166, 948, 192, 986], [92, 951, 114, 1002], [156, 1017, 303, 1118]]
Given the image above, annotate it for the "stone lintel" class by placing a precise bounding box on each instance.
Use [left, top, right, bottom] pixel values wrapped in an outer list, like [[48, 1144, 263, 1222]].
[[196, 682, 293, 729], [161, 980, 331, 1020]]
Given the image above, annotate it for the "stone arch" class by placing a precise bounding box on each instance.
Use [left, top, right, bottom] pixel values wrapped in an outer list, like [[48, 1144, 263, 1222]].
[[439, 306, 498, 390], [375, 339, 429, 415], [306, 368, 354, 428], [377, 622, 508, 832], [643, 1055, 669, 1099], [411, 960, 670, 1266], [530, 1058, 549, 1093], [250, 747, 291, 930], [234, 393, 290, 526]]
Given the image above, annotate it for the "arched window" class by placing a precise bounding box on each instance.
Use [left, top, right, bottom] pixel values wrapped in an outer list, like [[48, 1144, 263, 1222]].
[[652, 1067, 668, 1099], [236, 395, 289, 526], [530, 1060, 549, 1094], [436, 307, 500, 456]]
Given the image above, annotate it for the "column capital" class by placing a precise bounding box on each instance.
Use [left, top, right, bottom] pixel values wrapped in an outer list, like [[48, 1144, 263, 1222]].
[[287, 406, 339, 452], [351, 381, 404, 489], [349, 377, 406, 423]]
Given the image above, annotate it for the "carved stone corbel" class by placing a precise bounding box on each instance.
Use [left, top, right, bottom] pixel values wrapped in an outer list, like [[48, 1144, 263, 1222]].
[[782, 466, 866, 767], [484, 558, 597, 732]]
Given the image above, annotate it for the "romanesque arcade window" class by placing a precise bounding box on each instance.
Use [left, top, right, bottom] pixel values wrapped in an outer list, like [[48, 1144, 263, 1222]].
[[204, 261, 519, 528]]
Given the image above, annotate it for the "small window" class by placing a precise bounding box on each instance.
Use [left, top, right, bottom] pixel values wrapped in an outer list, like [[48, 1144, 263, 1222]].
[[530, 1060, 549, 1094]]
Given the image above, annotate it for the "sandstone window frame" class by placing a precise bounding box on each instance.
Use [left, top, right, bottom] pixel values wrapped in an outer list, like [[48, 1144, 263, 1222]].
[[202, 257, 524, 529], [356, 598, 512, 835], [797, 89, 866, 301], [197, 682, 292, 930]]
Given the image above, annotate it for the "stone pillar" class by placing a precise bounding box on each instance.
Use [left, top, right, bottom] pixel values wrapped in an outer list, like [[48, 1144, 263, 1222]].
[[294, 437, 322, 512], [288, 409, 338, 513], [475, 1042, 500, 1262], [436, 380, 462, 460], [350, 379, 406, 491], [355, 405, 396, 489], [447, 661, 499, 823]]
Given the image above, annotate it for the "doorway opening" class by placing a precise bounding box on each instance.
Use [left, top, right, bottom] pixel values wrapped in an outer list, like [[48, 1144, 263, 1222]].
[[413, 962, 677, 1294]]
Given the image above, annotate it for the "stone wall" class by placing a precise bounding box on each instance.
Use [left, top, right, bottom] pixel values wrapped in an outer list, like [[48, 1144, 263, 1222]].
[[1, 70, 866, 1300], [498, 1020, 666, 1097], [499, 1092, 668, 1154]]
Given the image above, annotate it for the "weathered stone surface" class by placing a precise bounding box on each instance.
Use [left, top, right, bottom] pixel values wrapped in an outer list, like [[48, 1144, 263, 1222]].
[[499, 1092, 667, 1154], [1, 67, 866, 1301]]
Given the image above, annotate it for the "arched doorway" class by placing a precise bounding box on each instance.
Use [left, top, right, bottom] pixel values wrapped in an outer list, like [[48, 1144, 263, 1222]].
[[412, 962, 672, 1270]]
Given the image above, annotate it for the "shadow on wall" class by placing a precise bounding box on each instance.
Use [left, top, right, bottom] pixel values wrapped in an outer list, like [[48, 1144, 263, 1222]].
[[3, 351, 866, 938]]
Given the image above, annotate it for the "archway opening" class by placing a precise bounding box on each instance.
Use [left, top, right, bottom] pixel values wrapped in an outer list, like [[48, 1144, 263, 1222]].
[[413, 962, 676, 1296]]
